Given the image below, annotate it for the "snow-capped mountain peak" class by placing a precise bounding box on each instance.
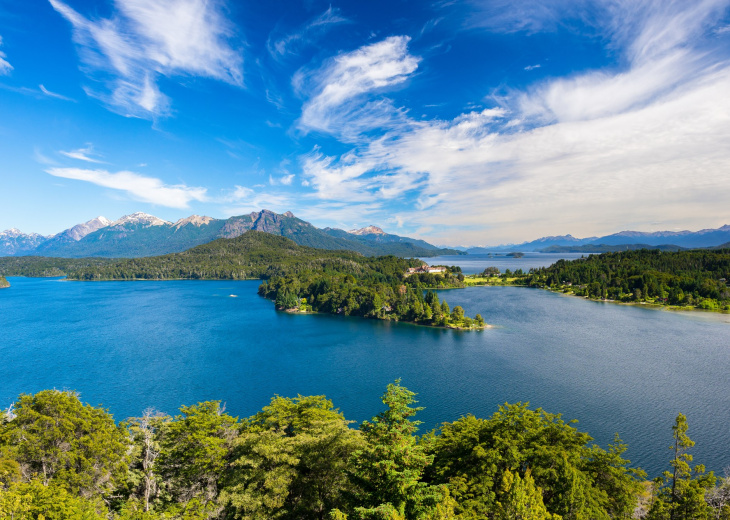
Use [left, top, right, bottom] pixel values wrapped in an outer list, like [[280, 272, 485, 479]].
[[173, 215, 216, 229], [348, 225, 386, 236], [111, 212, 171, 227]]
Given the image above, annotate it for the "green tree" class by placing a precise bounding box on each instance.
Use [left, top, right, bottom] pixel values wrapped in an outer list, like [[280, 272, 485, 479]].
[[157, 401, 237, 515], [648, 413, 714, 520], [0, 478, 106, 520], [343, 381, 447, 519], [0, 390, 128, 498], [496, 469, 556, 520], [450, 306, 464, 323], [221, 395, 363, 520]]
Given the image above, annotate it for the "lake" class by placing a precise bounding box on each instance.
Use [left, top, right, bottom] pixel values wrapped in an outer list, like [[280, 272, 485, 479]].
[[1, 271, 729, 477]]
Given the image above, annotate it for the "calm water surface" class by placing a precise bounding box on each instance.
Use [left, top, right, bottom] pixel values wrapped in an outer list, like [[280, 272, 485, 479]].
[[1, 275, 729, 477], [423, 252, 587, 273]]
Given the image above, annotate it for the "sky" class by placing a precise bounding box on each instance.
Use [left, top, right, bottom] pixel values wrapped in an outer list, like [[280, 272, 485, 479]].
[[1, 0, 729, 246]]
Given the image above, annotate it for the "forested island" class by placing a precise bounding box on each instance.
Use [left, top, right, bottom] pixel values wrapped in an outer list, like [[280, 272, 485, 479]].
[[0, 275, 9, 288], [0, 232, 486, 329], [1, 383, 727, 519], [466, 249, 730, 312]]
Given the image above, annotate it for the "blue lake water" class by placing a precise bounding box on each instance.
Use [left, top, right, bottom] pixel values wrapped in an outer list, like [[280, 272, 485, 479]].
[[1, 273, 729, 478], [423, 252, 588, 274]]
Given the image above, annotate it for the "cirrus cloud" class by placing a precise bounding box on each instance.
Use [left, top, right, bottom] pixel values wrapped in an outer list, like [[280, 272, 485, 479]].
[[49, 0, 243, 117], [46, 167, 208, 208], [295, 1, 730, 245], [296, 35, 420, 137]]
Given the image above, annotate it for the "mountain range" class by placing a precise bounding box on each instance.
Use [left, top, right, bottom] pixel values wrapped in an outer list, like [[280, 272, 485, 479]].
[[0, 210, 461, 258], [465, 225, 730, 253]]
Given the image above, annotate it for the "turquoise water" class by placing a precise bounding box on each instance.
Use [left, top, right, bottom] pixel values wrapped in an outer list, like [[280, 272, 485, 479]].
[[1, 276, 729, 477]]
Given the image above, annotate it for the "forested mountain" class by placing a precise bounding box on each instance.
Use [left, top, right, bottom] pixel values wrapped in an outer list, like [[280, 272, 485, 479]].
[[1, 384, 726, 519], [1, 210, 459, 258], [324, 226, 449, 255]]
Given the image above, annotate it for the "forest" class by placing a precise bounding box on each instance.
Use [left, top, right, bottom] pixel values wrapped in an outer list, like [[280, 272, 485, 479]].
[[513, 249, 730, 311], [258, 265, 485, 329], [1, 384, 728, 519]]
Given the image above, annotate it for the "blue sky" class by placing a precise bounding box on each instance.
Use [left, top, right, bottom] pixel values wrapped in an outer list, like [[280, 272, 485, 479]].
[[1, 0, 729, 245]]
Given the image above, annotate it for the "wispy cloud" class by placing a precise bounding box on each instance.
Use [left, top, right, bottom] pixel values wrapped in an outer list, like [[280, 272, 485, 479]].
[[39, 84, 75, 101], [524, 64, 541, 71], [0, 35, 13, 75], [296, 36, 420, 137], [46, 167, 208, 208], [220, 185, 291, 215], [296, 1, 730, 244], [269, 173, 294, 186], [268, 6, 349, 59], [59, 144, 105, 163], [49, 0, 243, 118]]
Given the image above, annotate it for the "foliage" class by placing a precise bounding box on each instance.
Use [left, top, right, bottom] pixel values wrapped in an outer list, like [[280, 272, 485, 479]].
[[156, 401, 238, 513], [519, 249, 730, 310], [0, 390, 128, 498], [647, 413, 716, 520], [341, 381, 449, 519], [221, 395, 363, 520], [0, 478, 106, 519], [7, 385, 730, 520], [424, 403, 644, 519]]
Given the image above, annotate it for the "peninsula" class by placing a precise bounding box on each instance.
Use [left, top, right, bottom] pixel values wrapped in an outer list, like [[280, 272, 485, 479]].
[[0, 231, 487, 329], [0, 275, 9, 288], [466, 249, 730, 312]]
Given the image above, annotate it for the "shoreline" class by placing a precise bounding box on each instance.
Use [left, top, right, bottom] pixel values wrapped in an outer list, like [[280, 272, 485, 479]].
[[277, 305, 491, 331]]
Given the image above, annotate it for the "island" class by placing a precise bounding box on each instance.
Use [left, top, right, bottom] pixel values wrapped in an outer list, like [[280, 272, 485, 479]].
[[0, 275, 9, 288], [0, 231, 487, 330]]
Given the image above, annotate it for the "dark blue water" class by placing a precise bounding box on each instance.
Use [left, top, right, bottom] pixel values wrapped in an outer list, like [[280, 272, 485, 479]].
[[1, 276, 729, 477]]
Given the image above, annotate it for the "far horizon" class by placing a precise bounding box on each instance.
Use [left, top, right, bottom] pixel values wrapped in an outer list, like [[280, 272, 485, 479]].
[[1, 1, 729, 245]]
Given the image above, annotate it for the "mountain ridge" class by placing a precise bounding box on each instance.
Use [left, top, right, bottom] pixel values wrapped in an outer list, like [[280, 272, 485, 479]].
[[0, 210, 460, 258]]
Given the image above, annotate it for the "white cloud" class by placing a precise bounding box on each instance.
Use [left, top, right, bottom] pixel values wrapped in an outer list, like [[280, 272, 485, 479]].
[[46, 167, 208, 208], [0, 35, 13, 75], [269, 173, 295, 186], [59, 144, 105, 163], [220, 185, 291, 215], [39, 84, 75, 101], [297, 36, 420, 136], [49, 0, 243, 117], [268, 6, 348, 58], [296, 1, 730, 244]]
